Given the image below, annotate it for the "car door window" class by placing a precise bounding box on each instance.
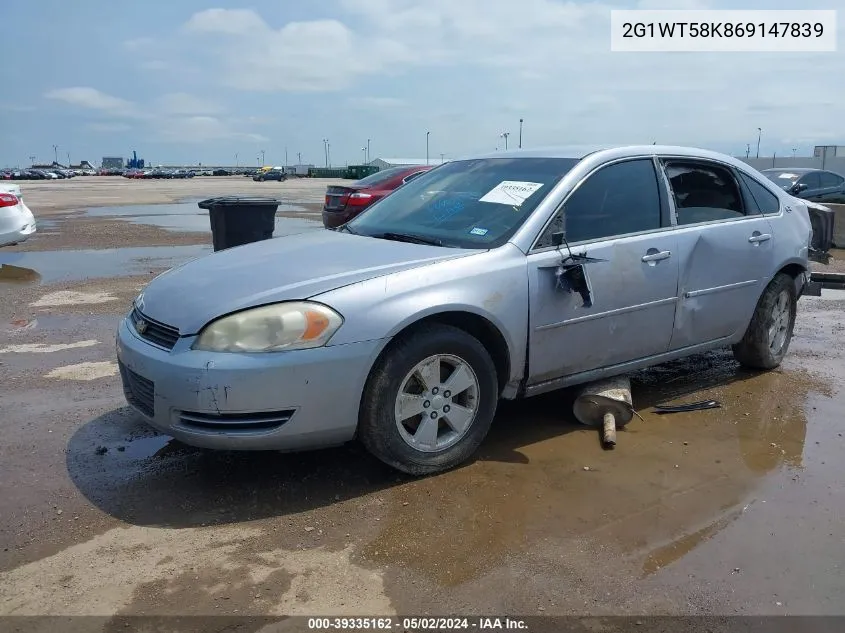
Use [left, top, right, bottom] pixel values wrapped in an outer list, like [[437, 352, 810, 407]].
[[663, 161, 745, 225], [738, 172, 780, 215], [536, 158, 662, 247], [819, 171, 844, 188], [799, 172, 821, 189]]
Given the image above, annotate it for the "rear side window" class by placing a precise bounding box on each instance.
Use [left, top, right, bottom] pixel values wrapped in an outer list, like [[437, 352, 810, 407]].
[[663, 161, 745, 225], [820, 171, 844, 188], [739, 172, 780, 215]]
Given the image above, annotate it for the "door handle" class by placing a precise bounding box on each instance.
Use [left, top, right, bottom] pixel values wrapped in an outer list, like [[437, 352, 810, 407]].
[[748, 233, 771, 243], [641, 250, 671, 262]]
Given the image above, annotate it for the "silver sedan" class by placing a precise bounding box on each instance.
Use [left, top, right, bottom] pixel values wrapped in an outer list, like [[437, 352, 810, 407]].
[[116, 145, 831, 474]]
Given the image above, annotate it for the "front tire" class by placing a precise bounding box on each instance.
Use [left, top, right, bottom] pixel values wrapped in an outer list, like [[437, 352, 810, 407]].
[[358, 324, 499, 475], [732, 273, 797, 370]]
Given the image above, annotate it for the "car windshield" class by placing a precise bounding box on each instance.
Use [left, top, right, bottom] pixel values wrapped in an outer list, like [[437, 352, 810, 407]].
[[763, 171, 801, 187], [346, 157, 579, 249], [353, 166, 413, 187]]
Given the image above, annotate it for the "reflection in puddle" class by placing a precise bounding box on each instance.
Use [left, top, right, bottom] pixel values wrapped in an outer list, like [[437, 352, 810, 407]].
[[119, 435, 186, 460], [84, 202, 319, 235], [0, 245, 211, 285]]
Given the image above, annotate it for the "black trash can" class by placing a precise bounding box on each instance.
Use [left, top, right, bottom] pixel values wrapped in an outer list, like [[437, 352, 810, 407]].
[[198, 196, 281, 252]]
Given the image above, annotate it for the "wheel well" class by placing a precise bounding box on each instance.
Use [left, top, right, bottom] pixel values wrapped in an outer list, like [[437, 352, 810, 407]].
[[389, 312, 511, 394], [777, 263, 806, 280]]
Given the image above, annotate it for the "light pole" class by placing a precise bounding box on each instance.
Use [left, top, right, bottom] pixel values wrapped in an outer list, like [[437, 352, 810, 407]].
[[235, 152, 239, 167], [29, 155, 35, 167], [746, 144, 750, 158], [327, 143, 331, 167], [260, 149, 265, 166], [322, 139, 328, 167], [366, 138, 371, 162], [426, 131, 430, 165], [361, 147, 367, 163], [518, 118, 523, 148], [500, 132, 510, 150], [297, 152, 302, 164], [792, 148, 797, 157], [66, 151, 70, 167], [52, 144, 58, 164], [756, 127, 762, 158], [440, 153, 445, 164], [285, 147, 288, 167]]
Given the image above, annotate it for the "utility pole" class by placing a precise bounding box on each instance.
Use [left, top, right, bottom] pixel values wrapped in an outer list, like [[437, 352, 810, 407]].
[[518, 118, 523, 148], [756, 127, 762, 158], [426, 131, 430, 165], [366, 138, 371, 162], [501, 132, 510, 150], [52, 144, 58, 164]]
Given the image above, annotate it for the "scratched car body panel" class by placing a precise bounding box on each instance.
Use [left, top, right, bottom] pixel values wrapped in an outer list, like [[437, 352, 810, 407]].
[[116, 145, 831, 474]]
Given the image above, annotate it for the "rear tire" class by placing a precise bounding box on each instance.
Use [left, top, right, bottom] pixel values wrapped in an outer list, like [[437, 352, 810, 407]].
[[732, 273, 797, 370], [358, 323, 499, 475]]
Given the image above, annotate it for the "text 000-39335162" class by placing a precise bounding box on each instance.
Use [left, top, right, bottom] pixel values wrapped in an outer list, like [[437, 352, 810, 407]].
[[610, 9, 837, 52]]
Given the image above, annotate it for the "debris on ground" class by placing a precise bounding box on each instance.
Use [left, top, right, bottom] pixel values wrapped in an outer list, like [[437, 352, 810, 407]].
[[654, 400, 721, 414]]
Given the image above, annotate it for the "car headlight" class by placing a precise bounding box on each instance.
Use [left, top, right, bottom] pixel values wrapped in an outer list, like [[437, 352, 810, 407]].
[[192, 302, 343, 353]]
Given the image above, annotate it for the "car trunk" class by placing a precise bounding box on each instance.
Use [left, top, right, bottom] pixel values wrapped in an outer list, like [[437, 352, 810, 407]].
[[324, 185, 364, 212]]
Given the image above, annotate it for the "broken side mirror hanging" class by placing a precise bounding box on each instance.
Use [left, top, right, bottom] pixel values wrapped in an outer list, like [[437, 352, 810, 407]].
[[549, 231, 606, 308]]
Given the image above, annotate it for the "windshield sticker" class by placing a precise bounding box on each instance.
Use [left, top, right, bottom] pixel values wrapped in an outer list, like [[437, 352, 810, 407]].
[[430, 198, 466, 223], [469, 227, 489, 236], [479, 181, 544, 206], [778, 173, 798, 179]]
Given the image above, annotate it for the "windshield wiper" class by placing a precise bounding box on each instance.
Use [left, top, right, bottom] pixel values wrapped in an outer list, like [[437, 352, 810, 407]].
[[377, 232, 443, 246]]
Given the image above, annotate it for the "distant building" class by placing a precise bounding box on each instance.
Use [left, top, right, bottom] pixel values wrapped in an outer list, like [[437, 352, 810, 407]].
[[101, 156, 124, 169], [69, 160, 96, 170], [368, 157, 448, 169], [814, 145, 845, 158]]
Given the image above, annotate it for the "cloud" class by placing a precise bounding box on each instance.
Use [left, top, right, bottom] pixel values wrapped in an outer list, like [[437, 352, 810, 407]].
[[154, 116, 268, 144], [180, 9, 415, 92], [0, 104, 36, 112], [139, 60, 169, 71], [348, 97, 405, 109], [45, 87, 134, 112], [155, 92, 224, 116], [87, 122, 132, 133], [123, 37, 156, 51]]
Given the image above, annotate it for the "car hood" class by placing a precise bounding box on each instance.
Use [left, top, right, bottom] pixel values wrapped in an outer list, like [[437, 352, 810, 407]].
[[135, 230, 474, 334]]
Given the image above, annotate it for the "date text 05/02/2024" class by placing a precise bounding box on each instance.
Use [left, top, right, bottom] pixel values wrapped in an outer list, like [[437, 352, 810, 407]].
[[307, 617, 529, 630], [609, 9, 837, 52]]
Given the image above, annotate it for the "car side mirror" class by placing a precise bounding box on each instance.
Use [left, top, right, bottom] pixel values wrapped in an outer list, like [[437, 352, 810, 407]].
[[793, 183, 808, 194], [551, 231, 565, 247]]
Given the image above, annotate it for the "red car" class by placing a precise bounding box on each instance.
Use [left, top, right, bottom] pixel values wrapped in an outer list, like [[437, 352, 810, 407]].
[[321, 165, 433, 228]]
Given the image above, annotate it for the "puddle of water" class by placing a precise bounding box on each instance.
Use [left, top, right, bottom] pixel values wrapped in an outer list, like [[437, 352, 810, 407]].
[[0, 245, 211, 285], [84, 202, 316, 235]]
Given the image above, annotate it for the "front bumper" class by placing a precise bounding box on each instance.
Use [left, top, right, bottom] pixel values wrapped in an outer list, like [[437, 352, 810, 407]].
[[116, 316, 384, 451]]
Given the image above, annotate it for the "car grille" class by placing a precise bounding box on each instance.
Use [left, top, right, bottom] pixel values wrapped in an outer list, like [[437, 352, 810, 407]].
[[177, 409, 295, 433], [119, 361, 155, 418], [129, 307, 180, 350]]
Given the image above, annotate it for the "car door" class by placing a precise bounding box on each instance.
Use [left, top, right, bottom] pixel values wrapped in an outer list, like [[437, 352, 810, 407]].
[[661, 159, 776, 351], [817, 171, 845, 201], [525, 157, 679, 385]]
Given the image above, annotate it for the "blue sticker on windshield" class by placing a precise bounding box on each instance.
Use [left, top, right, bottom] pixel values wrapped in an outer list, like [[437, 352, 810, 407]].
[[469, 227, 489, 236], [430, 198, 465, 223]]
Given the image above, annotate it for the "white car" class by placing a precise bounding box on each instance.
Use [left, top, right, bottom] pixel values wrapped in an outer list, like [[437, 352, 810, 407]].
[[0, 184, 37, 247]]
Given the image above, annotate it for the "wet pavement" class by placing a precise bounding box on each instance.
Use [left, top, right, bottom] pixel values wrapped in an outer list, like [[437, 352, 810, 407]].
[[1, 183, 844, 621]]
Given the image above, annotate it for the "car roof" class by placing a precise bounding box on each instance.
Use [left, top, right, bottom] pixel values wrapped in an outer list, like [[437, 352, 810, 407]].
[[464, 144, 752, 166]]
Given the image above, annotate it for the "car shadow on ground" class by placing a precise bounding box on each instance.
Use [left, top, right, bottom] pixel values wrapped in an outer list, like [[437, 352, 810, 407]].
[[67, 349, 761, 529]]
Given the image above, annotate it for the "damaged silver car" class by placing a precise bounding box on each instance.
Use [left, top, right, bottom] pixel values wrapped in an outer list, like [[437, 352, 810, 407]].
[[117, 145, 833, 475]]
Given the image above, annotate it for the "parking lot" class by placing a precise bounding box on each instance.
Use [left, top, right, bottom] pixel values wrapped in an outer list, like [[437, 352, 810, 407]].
[[1, 176, 845, 621]]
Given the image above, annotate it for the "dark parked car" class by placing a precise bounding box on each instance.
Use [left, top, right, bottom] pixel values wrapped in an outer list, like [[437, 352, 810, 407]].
[[322, 165, 433, 228], [253, 168, 286, 182], [213, 169, 230, 176], [762, 168, 845, 203]]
